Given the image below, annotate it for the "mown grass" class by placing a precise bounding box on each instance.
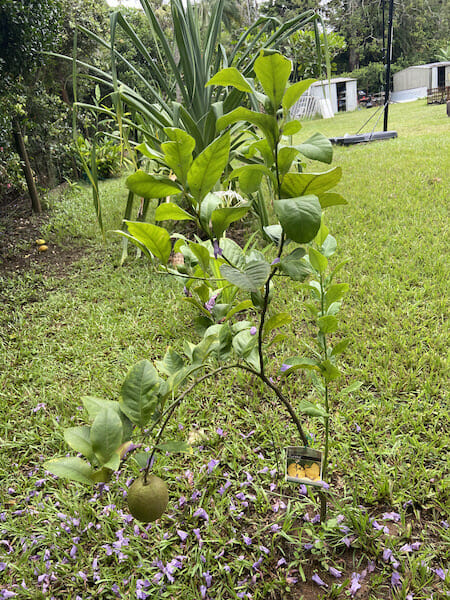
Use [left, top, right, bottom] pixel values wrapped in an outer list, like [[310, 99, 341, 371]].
[[0, 99, 449, 599]]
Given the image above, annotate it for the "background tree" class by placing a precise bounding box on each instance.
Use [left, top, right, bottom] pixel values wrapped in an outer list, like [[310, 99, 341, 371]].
[[261, 0, 320, 21], [327, 0, 450, 72], [0, 0, 62, 212]]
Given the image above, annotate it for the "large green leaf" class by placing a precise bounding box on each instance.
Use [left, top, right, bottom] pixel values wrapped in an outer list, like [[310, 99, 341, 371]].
[[320, 359, 341, 382], [330, 338, 350, 357], [228, 165, 275, 194], [187, 133, 230, 202], [298, 400, 329, 418], [216, 107, 278, 150], [155, 202, 195, 222], [161, 127, 195, 185], [206, 67, 253, 93], [318, 315, 338, 334], [124, 221, 172, 264], [254, 53, 291, 109], [189, 242, 211, 273], [44, 457, 94, 485], [297, 132, 333, 164], [220, 260, 271, 291], [282, 120, 302, 136], [318, 192, 347, 209], [263, 313, 292, 338], [282, 78, 315, 111], [232, 329, 260, 369], [135, 142, 164, 161], [224, 299, 253, 321], [198, 192, 223, 231], [309, 247, 328, 274], [232, 329, 256, 358], [325, 283, 349, 309], [280, 248, 311, 281], [126, 170, 182, 198], [274, 196, 322, 244], [81, 396, 133, 441], [64, 427, 94, 461], [211, 205, 251, 239], [263, 224, 283, 245], [281, 167, 342, 197], [90, 407, 123, 465], [120, 360, 160, 427], [278, 146, 300, 177]]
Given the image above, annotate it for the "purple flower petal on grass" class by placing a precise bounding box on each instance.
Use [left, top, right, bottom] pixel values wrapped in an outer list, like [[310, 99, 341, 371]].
[[391, 571, 401, 587], [280, 363, 290, 372], [383, 548, 393, 562], [250, 326, 257, 335], [271, 257, 280, 265], [383, 511, 401, 522], [311, 573, 327, 587], [177, 530, 188, 542], [193, 528, 203, 548], [242, 535, 252, 546], [207, 459, 220, 474], [193, 508, 209, 521], [329, 567, 342, 578], [349, 573, 361, 596], [434, 567, 447, 580]]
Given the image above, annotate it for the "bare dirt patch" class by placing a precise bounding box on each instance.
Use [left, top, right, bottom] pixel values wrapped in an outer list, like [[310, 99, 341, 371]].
[[0, 195, 87, 278]]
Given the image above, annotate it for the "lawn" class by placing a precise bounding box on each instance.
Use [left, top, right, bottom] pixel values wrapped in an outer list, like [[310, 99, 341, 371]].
[[0, 99, 449, 599]]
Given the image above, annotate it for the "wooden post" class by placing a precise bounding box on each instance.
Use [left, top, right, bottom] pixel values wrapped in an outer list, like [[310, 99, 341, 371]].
[[12, 118, 42, 214]]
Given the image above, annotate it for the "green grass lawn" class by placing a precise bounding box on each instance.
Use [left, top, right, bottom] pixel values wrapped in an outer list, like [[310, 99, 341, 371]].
[[0, 99, 449, 599]]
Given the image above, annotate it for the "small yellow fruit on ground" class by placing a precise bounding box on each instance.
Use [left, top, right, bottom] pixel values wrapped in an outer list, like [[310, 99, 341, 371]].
[[36, 239, 46, 245], [127, 475, 168, 523], [38, 245, 48, 252]]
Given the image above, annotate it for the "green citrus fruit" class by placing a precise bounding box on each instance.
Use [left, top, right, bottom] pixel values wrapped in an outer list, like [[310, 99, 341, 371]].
[[127, 475, 169, 523]]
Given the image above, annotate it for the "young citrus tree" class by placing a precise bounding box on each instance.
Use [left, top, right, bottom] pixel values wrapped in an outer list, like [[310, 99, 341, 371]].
[[45, 52, 349, 522]]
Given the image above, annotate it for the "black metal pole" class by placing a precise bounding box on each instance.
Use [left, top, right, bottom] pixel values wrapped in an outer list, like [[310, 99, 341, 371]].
[[383, 0, 394, 131]]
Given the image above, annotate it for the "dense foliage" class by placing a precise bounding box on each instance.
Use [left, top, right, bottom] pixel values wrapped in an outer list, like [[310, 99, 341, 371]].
[[327, 0, 450, 70]]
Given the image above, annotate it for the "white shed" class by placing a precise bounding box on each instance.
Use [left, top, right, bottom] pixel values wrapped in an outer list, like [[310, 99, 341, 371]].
[[392, 62, 450, 102], [308, 77, 358, 114]]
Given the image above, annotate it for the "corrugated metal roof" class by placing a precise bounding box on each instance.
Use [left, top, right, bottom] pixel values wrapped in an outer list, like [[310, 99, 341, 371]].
[[310, 77, 357, 86], [402, 61, 450, 70]]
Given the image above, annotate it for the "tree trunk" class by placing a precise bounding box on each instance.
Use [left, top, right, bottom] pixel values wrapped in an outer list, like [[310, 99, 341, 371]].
[[12, 118, 42, 214], [349, 46, 360, 71]]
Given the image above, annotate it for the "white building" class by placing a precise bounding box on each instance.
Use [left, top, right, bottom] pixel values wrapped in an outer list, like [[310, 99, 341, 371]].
[[392, 62, 450, 102], [308, 77, 358, 114]]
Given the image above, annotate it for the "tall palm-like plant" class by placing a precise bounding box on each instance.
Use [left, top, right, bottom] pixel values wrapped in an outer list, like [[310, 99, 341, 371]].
[[55, 0, 327, 154], [50, 0, 329, 249]]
